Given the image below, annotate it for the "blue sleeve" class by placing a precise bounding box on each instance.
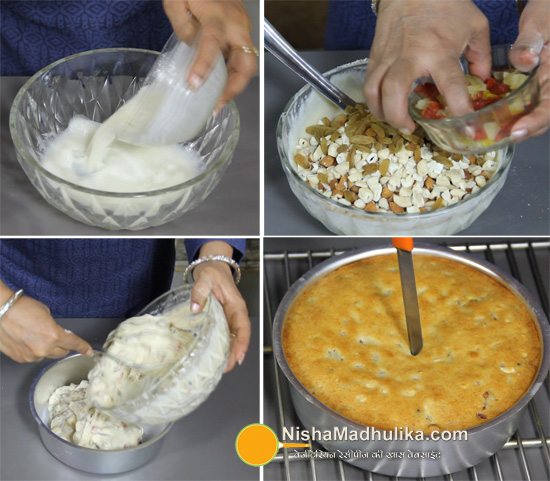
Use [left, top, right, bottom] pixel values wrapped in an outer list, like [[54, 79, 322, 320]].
[[1, 0, 172, 76], [324, 0, 377, 51], [474, 0, 520, 45], [325, 0, 520, 51], [184, 239, 246, 264], [0, 239, 174, 318]]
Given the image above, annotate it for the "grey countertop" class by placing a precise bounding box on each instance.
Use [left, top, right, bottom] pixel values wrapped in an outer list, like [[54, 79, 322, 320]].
[[1, 76, 259, 236], [0, 273, 260, 481], [264, 50, 550, 236]]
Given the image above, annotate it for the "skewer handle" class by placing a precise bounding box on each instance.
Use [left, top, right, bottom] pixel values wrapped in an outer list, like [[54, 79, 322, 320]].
[[392, 237, 414, 252]]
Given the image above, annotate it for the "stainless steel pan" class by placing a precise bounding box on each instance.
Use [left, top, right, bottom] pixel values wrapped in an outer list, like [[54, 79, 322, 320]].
[[29, 353, 173, 474], [272, 244, 550, 478]]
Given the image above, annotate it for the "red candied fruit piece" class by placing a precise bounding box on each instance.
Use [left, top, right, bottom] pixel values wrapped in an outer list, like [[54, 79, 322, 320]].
[[486, 77, 510, 97], [415, 82, 441, 101], [422, 101, 446, 119], [473, 127, 487, 141], [472, 91, 501, 111]]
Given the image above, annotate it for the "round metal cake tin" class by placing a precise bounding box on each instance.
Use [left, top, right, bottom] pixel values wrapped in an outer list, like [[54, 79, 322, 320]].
[[29, 353, 173, 474], [273, 244, 550, 478]]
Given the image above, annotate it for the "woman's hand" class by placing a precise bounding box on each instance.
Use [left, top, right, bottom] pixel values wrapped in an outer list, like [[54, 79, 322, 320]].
[[189, 242, 250, 372], [163, 0, 257, 109], [0, 287, 92, 363], [364, 0, 491, 133], [509, 0, 550, 141]]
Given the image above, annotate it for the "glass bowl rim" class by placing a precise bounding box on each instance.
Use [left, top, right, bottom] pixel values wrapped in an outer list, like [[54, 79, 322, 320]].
[[277, 59, 515, 220], [9, 47, 240, 198], [408, 44, 539, 125]]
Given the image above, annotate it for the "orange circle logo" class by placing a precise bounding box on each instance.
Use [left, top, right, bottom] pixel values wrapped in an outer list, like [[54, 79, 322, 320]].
[[235, 424, 279, 466], [235, 424, 311, 466]]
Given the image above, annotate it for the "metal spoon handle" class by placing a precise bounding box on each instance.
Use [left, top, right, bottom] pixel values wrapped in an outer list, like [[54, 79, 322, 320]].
[[264, 19, 357, 110]]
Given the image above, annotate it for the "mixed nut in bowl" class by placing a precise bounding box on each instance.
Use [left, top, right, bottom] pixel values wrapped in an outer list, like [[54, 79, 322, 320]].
[[408, 45, 539, 154], [277, 60, 514, 236], [29, 353, 173, 474], [9, 48, 240, 231]]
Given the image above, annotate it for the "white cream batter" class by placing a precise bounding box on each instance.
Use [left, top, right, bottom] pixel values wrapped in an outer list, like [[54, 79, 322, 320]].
[[48, 380, 143, 450], [87, 306, 197, 410], [40, 115, 204, 193], [86, 299, 229, 425]]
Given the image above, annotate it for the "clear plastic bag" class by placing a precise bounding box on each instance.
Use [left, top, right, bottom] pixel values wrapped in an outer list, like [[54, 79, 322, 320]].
[[100, 32, 227, 147]]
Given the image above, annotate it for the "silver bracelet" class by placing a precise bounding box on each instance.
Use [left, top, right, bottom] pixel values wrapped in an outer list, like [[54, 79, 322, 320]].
[[183, 255, 241, 285], [0, 289, 24, 319], [371, 0, 380, 16]]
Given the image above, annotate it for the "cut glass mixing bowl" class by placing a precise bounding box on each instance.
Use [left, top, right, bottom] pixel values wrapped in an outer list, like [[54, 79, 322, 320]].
[[9, 48, 239, 231], [89, 285, 230, 425], [277, 59, 514, 235]]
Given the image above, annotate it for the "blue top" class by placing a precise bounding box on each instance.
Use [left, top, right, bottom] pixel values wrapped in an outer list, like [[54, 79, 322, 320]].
[[1, 0, 173, 75], [325, 0, 521, 51], [0, 239, 245, 318]]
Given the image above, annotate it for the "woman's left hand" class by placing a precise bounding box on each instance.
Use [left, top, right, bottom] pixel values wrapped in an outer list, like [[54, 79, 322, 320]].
[[163, 0, 257, 109], [189, 243, 250, 372]]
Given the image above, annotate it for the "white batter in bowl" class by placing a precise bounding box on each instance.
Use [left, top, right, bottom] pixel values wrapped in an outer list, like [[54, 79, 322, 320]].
[[10, 49, 239, 230], [88, 286, 229, 425]]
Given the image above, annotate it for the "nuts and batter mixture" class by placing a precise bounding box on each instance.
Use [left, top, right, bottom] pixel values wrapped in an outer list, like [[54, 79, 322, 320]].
[[49, 380, 143, 450], [293, 104, 498, 214], [87, 306, 197, 412]]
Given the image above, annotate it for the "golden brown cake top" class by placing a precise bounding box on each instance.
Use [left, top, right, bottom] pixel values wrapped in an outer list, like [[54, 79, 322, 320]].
[[282, 254, 541, 433]]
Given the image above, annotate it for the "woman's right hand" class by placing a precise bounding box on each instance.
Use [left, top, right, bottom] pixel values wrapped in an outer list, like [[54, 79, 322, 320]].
[[0, 289, 92, 363], [163, 0, 257, 109], [364, 0, 491, 133]]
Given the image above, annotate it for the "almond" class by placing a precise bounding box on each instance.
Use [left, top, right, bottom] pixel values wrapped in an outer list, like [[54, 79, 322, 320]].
[[320, 155, 335, 167], [344, 190, 359, 203], [432, 197, 445, 210], [389, 201, 404, 214], [381, 186, 393, 198], [364, 201, 378, 212]]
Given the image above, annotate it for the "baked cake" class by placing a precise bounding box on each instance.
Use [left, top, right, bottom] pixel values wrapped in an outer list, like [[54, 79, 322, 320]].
[[282, 254, 541, 432]]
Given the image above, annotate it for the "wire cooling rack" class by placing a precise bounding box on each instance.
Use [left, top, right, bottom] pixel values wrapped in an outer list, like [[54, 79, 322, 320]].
[[263, 239, 549, 481]]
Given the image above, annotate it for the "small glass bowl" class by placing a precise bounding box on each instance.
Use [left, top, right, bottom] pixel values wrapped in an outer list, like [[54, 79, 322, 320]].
[[9, 49, 239, 231], [408, 45, 539, 154], [89, 285, 230, 425], [277, 59, 514, 236]]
